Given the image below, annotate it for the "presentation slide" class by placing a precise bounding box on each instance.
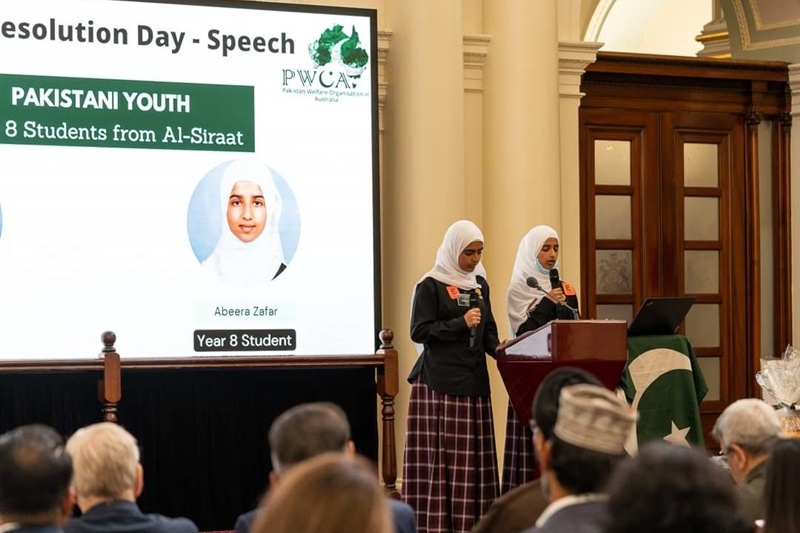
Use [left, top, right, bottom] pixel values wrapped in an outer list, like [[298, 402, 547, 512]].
[[0, 0, 379, 360]]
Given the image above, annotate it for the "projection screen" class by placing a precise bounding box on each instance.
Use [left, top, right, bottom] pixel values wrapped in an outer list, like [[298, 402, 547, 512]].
[[0, 0, 380, 361]]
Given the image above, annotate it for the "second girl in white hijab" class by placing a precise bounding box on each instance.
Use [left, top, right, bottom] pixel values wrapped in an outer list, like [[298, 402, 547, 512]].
[[502, 225, 580, 492]]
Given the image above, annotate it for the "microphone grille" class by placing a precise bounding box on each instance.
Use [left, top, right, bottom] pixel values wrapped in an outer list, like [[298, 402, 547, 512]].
[[549, 268, 561, 289], [526, 276, 540, 289]]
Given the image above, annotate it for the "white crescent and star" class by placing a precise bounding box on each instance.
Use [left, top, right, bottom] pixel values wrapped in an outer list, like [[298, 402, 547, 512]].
[[663, 420, 691, 446], [625, 348, 694, 452]]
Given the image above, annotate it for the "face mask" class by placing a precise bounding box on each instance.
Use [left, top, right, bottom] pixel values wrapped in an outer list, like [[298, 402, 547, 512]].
[[535, 258, 553, 275]]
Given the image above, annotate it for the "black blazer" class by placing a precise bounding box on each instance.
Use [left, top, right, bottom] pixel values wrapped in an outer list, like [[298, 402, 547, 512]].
[[408, 276, 500, 396], [65, 501, 198, 533]]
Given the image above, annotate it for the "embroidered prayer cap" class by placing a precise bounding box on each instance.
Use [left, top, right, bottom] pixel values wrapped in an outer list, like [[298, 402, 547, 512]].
[[554, 384, 638, 455]]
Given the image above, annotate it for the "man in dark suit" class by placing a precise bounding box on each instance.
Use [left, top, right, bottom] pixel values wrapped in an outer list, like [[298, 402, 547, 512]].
[[0, 424, 74, 533], [234, 402, 416, 533], [63, 423, 198, 533]]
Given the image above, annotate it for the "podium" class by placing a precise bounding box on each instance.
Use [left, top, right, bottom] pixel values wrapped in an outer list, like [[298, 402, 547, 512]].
[[497, 319, 628, 426]]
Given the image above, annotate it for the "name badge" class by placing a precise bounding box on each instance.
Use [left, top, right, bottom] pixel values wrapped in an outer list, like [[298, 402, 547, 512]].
[[457, 293, 471, 307], [562, 281, 576, 296]]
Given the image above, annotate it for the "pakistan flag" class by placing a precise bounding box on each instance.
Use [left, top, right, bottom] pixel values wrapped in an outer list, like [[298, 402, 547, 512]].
[[620, 334, 708, 448]]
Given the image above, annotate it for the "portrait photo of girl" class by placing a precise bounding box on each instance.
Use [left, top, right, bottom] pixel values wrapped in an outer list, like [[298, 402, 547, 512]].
[[187, 158, 300, 284]]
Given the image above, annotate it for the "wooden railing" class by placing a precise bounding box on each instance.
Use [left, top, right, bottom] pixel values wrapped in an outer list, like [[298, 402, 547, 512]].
[[1, 329, 400, 496]]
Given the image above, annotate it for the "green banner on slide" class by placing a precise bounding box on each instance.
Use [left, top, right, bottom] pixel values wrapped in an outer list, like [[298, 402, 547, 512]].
[[0, 73, 255, 151]]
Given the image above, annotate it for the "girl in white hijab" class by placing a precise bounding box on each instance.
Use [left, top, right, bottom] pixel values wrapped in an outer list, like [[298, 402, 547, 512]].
[[416, 219, 487, 290], [408, 221, 488, 353], [502, 224, 579, 492], [203, 158, 286, 284], [402, 220, 500, 533], [507, 225, 571, 336]]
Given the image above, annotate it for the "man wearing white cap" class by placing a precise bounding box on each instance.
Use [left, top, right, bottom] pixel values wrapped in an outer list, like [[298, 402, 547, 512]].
[[522, 384, 638, 533]]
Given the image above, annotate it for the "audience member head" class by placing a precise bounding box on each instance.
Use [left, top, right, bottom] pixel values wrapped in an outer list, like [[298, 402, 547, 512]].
[[530, 366, 602, 441], [712, 398, 781, 484], [0, 424, 73, 526], [536, 384, 636, 500], [605, 441, 751, 533], [268, 402, 353, 475], [252, 453, 392, 533], [65, 422, 142, 510], [763, 437, 800, 533]]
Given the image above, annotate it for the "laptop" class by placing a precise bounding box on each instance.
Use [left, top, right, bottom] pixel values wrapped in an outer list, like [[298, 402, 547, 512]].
[[627, 296, 695, 337]]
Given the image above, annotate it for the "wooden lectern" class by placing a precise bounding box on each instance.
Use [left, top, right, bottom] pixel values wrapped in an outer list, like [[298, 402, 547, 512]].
[[497, 320, 628, 426]]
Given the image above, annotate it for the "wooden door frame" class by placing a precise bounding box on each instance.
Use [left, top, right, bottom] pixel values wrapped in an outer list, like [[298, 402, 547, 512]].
[[579, 109, 659, 315], [662, 111, 744, 416], [579, 52, 791, 408]]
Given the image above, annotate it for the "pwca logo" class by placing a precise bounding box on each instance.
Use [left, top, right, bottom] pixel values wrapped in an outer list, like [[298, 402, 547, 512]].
[[282, 24, 369, 93]]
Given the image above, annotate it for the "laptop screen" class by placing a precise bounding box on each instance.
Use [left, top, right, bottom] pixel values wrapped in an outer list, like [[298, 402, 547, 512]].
[[627, 297, 695, 337]]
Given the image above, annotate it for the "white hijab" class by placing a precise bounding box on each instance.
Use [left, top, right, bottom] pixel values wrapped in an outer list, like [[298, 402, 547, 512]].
[[203, 158, 285, 284], [417, 220, 486, 289], [506, 225, 559, 336], [411, 220, 486, 355]]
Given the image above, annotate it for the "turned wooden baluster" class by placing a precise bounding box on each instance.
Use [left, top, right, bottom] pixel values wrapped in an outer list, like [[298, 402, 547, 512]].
[[376, 329, 400, 498], [97, 331, 121, 423]]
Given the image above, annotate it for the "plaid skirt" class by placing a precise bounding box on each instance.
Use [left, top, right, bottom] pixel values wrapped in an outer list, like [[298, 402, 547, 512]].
[[501, 401, 538, 493], [402, 380, 500, 533]]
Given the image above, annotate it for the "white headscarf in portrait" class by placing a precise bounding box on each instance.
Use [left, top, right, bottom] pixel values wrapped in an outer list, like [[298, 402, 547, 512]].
[[411, 220, 486, 355], [506, 225, 559, 337], [203, 158, 285, 284]]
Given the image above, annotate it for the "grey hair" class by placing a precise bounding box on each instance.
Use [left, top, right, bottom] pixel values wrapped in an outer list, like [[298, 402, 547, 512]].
[[268, 402, 351, 475], [712, 398, 781, 456]]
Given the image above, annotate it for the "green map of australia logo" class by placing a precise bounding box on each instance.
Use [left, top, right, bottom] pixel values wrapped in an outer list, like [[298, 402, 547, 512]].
[[308, 25, 369, 80]]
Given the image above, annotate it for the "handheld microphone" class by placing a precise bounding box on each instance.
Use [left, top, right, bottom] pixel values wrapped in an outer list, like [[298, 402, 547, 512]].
[[469, 292, 479, 348], [549, 268, 562, 290]]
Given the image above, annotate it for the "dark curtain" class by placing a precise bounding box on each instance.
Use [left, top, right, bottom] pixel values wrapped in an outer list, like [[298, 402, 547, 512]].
[[0, 366, 379, 531]]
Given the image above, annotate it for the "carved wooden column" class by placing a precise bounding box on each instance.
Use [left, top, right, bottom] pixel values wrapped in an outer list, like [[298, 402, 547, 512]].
[[98, 331, 121, 423], [788, 65, 800, 343], [772, 110, 792, 353], [745, 107, 762, 396], [376, 329, 399, 498]]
